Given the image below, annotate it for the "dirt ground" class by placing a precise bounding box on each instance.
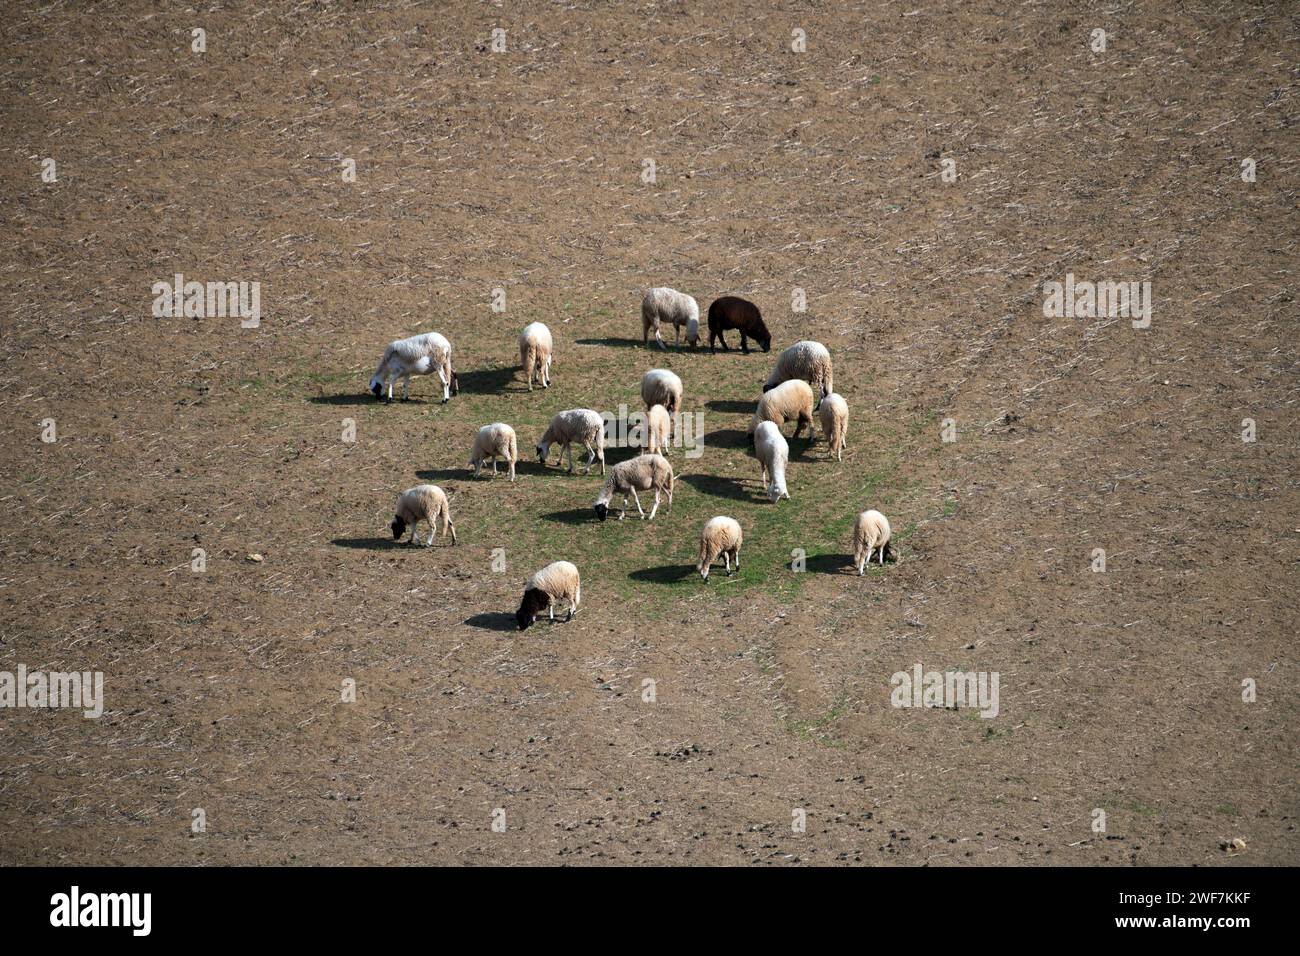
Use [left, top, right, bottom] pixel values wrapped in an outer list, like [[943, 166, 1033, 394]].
[[0, 1, 1296, 865]]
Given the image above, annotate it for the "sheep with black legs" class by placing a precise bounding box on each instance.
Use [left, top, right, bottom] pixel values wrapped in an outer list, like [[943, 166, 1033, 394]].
[[707, 296, 771, 353], [853, 509, 893, 573], [641, 368, 683, 416], [390, 484, 457, 546], [762, 340, 833, 404], [468, 423, 518, 481], [752, 420, 790, 503], [369, 332, 459, 403], [747, 379, 814, 444], [698, 516, 742, 580], [642, 287, 700, 350], [593, 453, 674, 521], [537, 408, 606, 475], [516, 560, 581, 630], [519, 322, 553, 390], [818, 392, 849, 461]]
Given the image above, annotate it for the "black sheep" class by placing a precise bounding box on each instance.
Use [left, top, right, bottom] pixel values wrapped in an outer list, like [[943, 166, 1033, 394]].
[[707, 296, 771, 354]]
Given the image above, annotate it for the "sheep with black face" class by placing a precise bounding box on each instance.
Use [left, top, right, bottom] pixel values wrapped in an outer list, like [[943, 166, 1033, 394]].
[[707, 296, 771, 354], [515, 560, 581, 630], [390, 484, 457, 546]]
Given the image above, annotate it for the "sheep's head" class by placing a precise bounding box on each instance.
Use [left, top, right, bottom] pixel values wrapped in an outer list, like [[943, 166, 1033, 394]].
[[759, 335, 772, 353], [761, 381, 775, 393], [369, 375, 383, 398], [593, 502, 609, 522], [767, 483, 786, 504], [516, 588, 549, 630], [390, 516, 407, 540], [535, 441, 550, 463]]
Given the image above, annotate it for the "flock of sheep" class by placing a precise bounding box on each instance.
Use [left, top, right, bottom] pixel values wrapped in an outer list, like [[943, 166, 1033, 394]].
[[367, 288, 895, 631]]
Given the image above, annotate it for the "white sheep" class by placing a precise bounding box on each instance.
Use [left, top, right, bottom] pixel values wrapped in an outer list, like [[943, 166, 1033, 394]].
[[698, 516, 742, 580], [642, 287, 700, 350], [818, 392, 849, 461], [519, 322, 553, 390], [468, 423, 518, 481], [752, 420, 790, 503], [516, 560, 581, 630], [643, 403, 672, 456], [537, 408, 606, 475], [762, 340, 833, 404], [593, 453, 674, 521], [747, 378, 815, 442], [369, 332, 459, 403], [390, 484, 457, 546], [641, 368, 684, 416], [853, 509, 893, 573]]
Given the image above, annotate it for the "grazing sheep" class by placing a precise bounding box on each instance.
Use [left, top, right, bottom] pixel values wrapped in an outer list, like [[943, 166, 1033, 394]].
[[593, 453, 674, 521], [698, 516, 742, 580], [369, 332, 459, 403], [519, 322, 553, 390], [707, 296, 771, 353], [752, 420, 790, 503], [747, 378, 815, 444], [468, 423, 518, 481], [644, 403, 673, 456], [762, 340, 833, 404], [642, 287, 701, 350], [818, 392, 849, 461], [853, 509, 893, 573], [537, 408, 606, 475], [516, 560, 581, 630], [641, 368, 684, 416], [390, 484, 457, 546]]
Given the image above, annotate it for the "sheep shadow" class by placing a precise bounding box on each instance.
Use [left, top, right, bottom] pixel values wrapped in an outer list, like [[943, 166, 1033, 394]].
[[457, 365, 518, 394], [575, 337, 650, 350], [332, 537, 405, 550], [629, 564, 696, 584], [417, 460, 546, 482], [804, 553, 856, 575], [681, 472, 756, 503], [310, 393, 415, 406], [704, 428, 751, 450], [464, 612, 518, 632], [541, 508, 595, 524], [705, 399, 756, 414]]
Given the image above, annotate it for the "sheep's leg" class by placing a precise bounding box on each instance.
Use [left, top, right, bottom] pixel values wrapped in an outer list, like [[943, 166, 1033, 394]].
[[437, 367, 449, 403], [426, 522, 435, 546], [409, 522, 419, 545], [631, 488, 647, 519], [548, 604, 555, 621], [740, 332, 750, 354], [647, 489, 659, 521], [566, 444, 576, 473], [879, 543, 886, 566], [722, 552, 730, 572], [491, 457, 498, 475], [732, 547, 740, 572], [401, 374, 411, 401], [716, 331, 728, 351], [386, 379, 395, 403]]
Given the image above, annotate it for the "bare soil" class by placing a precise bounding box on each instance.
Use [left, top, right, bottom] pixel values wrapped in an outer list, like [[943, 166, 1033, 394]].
[[0, 1, 1296, 865]]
